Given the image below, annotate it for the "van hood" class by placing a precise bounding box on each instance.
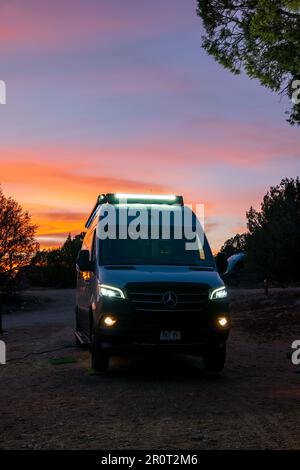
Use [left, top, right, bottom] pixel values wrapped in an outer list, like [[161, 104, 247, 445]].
[[99, 265, 223, 290]]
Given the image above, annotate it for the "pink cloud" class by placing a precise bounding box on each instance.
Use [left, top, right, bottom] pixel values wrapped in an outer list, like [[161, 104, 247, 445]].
[[0, 0, 191, 53]]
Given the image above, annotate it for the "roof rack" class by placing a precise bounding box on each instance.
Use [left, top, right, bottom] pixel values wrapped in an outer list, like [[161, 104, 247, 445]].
[[85, 193, 184, 228]]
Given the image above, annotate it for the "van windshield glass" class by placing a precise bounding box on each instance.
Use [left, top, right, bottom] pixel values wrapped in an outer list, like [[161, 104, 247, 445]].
[[99, 234, 214, 267], [97, 207, 215, 267]]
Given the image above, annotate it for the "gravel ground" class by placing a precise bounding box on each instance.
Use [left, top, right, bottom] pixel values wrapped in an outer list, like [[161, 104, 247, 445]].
[[0, 288, 299, 450]]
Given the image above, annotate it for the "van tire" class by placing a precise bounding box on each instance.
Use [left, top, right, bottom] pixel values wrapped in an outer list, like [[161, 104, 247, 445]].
[[91, 334, 109, 374], [203, 343, 226, 375]]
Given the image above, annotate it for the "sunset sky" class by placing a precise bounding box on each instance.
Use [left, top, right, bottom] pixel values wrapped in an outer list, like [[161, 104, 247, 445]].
[[0, 0, 299, 252]]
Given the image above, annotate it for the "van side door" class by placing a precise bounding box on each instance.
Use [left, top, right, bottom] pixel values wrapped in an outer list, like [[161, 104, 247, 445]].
[[76, 229, 96, 334]]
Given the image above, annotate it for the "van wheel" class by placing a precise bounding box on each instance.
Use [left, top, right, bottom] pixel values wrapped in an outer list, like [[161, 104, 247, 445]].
[[91, 334, 109, 374], [203, 344, 226, 375]]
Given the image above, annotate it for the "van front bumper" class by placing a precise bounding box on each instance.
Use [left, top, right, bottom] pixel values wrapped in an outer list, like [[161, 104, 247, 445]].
[[93, 296, 230, 355]]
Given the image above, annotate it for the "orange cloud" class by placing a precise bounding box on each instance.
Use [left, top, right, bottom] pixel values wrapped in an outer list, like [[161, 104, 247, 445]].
[[0, 157, 169, 248], [1, 134, 298, 252]]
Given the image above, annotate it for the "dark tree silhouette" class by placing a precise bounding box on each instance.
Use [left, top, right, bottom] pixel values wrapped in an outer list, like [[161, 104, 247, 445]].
[[220, 233, 248, 259], [29, 232, 85, 287], [0, 187, 39, 293], [218, 177, 300, 282], [197, 1, 300, 125], [246, 177, 300, 281]]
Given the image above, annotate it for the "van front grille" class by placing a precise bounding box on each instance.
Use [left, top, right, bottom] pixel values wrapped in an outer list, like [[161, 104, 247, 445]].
[[126, 282, 209, 313]]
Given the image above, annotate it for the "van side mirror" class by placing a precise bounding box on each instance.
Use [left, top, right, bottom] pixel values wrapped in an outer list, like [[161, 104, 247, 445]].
[[215, 252, 228, 275], [76, 250, 93, 272]]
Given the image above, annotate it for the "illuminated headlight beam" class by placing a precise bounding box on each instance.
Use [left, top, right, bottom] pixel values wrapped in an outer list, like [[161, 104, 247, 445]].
[[209, 286, 228, 300], [99, 284, 125, 299]]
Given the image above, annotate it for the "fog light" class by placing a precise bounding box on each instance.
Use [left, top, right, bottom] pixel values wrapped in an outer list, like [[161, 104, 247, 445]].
[[103, 315, 117, 327], [217, 317, 228, 327]]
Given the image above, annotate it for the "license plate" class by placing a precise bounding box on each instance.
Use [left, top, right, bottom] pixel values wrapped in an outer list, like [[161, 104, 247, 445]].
[[160, 331, 181, 341]]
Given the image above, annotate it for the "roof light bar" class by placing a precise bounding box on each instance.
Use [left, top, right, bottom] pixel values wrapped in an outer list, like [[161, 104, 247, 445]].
[[115, 193, 176, 201], [85, 193, 184, 227]]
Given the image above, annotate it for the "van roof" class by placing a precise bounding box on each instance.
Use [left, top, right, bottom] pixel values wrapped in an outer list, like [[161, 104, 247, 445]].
[[85, 193, 184, 228]]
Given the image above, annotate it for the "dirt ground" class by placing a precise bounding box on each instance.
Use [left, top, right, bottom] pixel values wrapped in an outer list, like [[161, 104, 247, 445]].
[[0, 287, 299, 450]]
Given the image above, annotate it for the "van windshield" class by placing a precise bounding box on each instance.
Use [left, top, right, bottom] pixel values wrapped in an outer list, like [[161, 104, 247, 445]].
[[99, 235, 214, 267], [97, 206, 215, 267]]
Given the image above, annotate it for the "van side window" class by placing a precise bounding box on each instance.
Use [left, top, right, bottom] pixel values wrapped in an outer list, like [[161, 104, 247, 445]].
[[82, 230, 93, 257]]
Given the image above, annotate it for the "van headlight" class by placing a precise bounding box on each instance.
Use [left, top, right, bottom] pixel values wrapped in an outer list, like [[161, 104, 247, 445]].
[[99, 284, 125, 299], [209, 286, 228, 300]]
